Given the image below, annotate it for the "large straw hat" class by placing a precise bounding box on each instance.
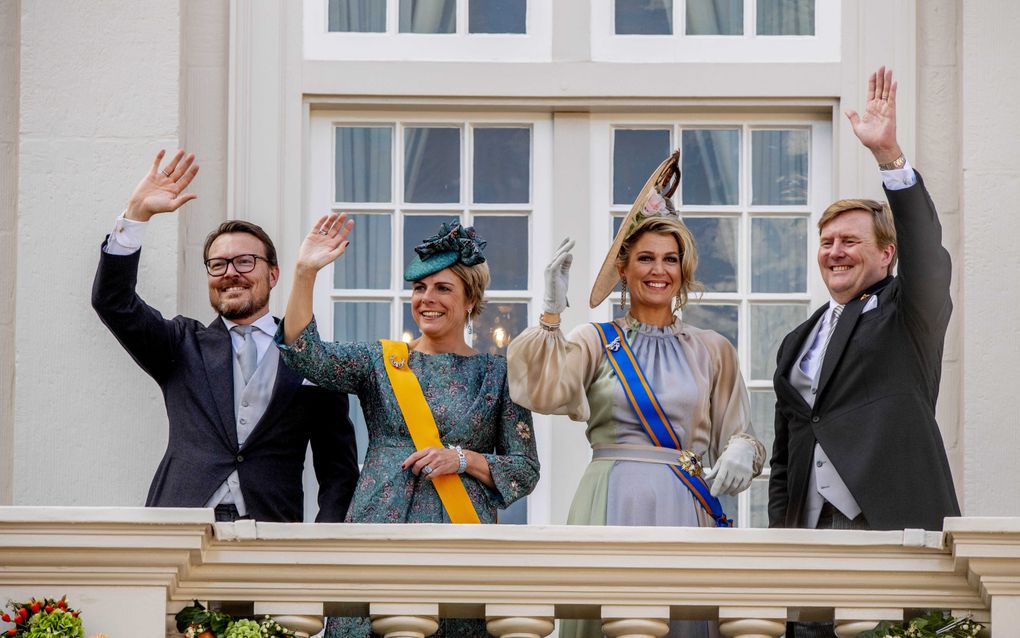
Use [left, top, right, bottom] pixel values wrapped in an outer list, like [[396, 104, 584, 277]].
[[589, 150, 682, 308]]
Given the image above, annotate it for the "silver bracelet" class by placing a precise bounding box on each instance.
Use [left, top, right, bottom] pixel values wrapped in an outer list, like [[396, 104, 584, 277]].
[[538, 314, 561, 331], [449, 444, 467, 474]]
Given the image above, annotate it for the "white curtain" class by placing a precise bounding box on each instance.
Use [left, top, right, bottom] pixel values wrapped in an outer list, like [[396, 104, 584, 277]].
[[328, 0, 386, 32], [686, 0, 742, 35], [757, 0, 814, 35], [399, 0, 456, 33]]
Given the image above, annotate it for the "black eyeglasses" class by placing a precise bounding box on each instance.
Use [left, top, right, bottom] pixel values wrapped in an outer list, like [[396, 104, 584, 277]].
[[204, 254, 269, 276]]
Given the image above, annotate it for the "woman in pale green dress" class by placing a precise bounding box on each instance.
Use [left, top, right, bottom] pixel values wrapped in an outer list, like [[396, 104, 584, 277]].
[[508, 153, 764, 638]]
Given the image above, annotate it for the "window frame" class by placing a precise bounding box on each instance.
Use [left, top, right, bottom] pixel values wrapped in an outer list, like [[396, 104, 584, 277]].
[[308, 109, 555, 523], [304, 0, 553, 61], [592, 0, 840, 62]]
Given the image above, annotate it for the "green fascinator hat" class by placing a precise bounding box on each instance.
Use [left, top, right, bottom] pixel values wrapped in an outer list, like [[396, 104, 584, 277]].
[[403, 220, 487, 282]]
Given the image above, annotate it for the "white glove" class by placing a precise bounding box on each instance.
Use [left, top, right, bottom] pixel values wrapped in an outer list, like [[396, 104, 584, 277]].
[[543, 237, 575, 314], [703, 438, 756, 497]]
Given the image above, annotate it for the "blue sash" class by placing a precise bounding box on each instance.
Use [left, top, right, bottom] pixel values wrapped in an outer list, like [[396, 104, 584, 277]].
[[592, 321, 732, 527]]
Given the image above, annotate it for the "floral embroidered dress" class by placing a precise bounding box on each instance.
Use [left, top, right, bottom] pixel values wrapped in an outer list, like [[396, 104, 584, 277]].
[[277, 318, 539, 638], [507, 314, 764, 638]]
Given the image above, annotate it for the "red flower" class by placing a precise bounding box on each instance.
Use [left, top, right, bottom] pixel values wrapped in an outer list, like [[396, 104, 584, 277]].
[[7, 628, 16, 636], [71, 611, 79, 618], [57, 600, 67, 610], [0, 614, 8, 622], [17, 608, 27, 620], [44, 605, 53, 613], [30, 602, 40, 613]]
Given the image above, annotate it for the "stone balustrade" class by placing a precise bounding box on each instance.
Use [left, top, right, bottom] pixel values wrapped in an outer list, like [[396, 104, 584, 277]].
[[1, 508, 1016, 636]]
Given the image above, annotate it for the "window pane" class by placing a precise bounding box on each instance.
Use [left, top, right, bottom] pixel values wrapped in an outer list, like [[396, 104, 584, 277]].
[[336, 127, 392, 203], [750, 303, 807, 379], [469, 0, 526, 33], [751, 217, 807, 293], [474, 301, 528, 356], [334, 214, 392, 289], [682, 303, 738, 347], [399, 0, 455, 33], [613, 129, 671, 205], [474, 127, 530, 204], [615, 0, 673, 34], [333, 300, 392, 463], [328, 0, 386, 32], [752, 129, 809, 205], [750, 389, 776, 460], [404, 127, 460, 203], [757, 0, 815, 35], [498, 496, 528, 524], [685, 217, 737, 292], [403, 214, 454, 288], [686, 0, 742, 35], [402, 302, 419, 342], [682, 129, 739, 205], [472, 216, 529, 290], [748, 479, 769, 527]]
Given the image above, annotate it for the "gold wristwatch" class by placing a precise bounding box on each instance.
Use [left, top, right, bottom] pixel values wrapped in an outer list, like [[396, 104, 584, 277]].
[[878, 154, 907, 171]]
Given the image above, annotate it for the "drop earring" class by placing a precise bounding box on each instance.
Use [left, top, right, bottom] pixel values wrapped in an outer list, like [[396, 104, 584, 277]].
[[620, 279, 629, 311], [673, 291, 682, 314], [466, 309, 474, 335]]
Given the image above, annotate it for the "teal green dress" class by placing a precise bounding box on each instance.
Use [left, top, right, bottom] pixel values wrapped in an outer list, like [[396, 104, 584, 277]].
[[277, 318, 539, 637]]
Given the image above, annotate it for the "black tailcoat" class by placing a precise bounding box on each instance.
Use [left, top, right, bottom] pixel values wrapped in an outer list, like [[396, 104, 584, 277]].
[[769, 173, 960, 531]]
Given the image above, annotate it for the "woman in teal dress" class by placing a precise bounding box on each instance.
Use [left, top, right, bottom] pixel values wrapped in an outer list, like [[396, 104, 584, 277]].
[[277, 214, 539, 638]]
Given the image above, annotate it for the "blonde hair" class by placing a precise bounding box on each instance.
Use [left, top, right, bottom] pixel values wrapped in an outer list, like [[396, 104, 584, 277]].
[[449, 261, 490, 320], [819, 198, 898, 274], [616, 216, 702, 310]]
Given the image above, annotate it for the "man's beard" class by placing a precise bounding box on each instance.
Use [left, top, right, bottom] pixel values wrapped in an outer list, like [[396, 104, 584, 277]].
[[212, 286, 270, 321]]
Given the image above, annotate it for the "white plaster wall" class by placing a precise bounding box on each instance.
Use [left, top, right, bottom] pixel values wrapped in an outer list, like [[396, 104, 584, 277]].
[[14, 0, 182, 505], [917, 0, 964, 508], [962, 0, 1020, 516], [0, 0, 20, 505]]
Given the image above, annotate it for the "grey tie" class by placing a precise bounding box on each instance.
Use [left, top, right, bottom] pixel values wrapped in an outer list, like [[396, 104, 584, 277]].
[[821, 303, 845, 357], [233, 325, 258, 384]]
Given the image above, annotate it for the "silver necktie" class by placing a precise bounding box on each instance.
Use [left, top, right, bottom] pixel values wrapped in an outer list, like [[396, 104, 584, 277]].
[[233, 324, 257, 383]]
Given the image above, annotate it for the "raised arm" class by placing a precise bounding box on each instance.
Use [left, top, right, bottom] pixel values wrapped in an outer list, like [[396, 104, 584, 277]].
[[282, 212, 353, 344]]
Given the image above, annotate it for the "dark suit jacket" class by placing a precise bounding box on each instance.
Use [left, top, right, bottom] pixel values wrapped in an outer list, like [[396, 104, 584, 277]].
[[92, 243, 358, 522], [769, 172, 961, 531]]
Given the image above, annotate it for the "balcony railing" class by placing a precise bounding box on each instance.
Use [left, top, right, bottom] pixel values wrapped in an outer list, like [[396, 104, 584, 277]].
[[1, 508, 1017, 637]]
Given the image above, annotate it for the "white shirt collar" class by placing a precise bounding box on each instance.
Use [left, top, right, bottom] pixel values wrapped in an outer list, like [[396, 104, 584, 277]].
[[221, 312, 277, 336]]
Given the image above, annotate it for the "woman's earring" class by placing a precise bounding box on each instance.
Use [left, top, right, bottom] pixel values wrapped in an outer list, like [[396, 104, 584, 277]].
[[466, 309, 474, 335], [673, 291, 682, 314], [620, 279, 629, 311]]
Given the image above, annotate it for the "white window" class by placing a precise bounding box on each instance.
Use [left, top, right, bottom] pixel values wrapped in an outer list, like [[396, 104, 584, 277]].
[[592, 0, 839, 62], [592, 114, 832, 526], [304, 0, 552, 61], [309, 111, 553, 523]]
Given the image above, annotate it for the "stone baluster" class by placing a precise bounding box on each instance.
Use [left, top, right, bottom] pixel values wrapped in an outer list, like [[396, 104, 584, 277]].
[[253, 602, 324, 638], [485, 604, 555, 638], [718, 607, 786, 638], [369, 603, 439, 638], [832, 608, 902, 638], [601, 605, 670, 638]]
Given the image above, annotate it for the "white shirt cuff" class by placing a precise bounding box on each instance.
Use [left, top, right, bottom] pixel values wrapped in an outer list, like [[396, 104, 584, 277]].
[[103, 211, 147, 255], [880, 159, 917, 191]]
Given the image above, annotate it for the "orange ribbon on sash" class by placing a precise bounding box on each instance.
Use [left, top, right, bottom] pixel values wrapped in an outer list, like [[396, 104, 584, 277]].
[[380, 339, 481, 524]]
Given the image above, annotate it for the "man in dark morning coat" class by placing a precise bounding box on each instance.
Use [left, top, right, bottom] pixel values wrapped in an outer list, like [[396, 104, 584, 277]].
[[769, 66, 960, 536], [769, 64, 962, 638], [92, 149, 358, 522]]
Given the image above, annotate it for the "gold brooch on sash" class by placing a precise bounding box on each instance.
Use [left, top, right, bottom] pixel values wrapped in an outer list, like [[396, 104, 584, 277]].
[[389, 355, 406, 369], [676, 449, 703, 476], [607, 337, 622, 352]]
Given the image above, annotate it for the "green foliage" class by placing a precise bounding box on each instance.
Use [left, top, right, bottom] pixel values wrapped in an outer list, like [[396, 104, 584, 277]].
[[23, 610, 84, 638], [174, 603, 297, 638], [223, 619, 262, 638], [858, 610, 983, 638]]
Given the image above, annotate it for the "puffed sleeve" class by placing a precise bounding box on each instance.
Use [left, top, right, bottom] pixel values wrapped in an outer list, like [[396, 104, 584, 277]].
[[506, 323, 605, 421], [274, 316, 375, 395], [482, 373, 540, 510], [703, 331, 766, 477]]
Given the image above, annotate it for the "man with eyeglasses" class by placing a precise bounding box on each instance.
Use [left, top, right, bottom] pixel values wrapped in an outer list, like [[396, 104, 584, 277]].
[[92, 149, 358, 523]]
